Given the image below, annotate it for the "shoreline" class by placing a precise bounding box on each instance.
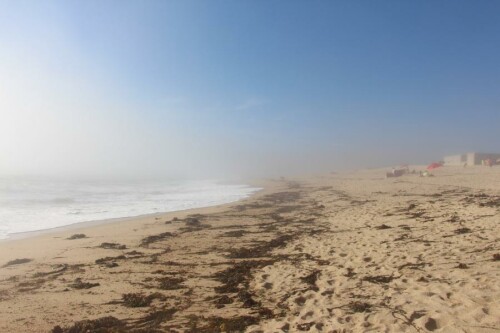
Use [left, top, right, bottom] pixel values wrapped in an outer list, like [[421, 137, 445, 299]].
[[0, 181, 265, 243], [0, 168, 498, 332]]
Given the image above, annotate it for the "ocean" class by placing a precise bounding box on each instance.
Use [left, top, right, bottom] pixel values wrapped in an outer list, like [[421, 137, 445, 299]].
[[0, 177, 259, 240]]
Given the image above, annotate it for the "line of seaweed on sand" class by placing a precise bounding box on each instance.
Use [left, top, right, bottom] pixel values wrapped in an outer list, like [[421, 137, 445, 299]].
[[48, 182, 331, 332]]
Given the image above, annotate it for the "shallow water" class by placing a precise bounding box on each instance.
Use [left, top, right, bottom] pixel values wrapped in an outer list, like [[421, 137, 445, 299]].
[[0, 177, 259, 239]]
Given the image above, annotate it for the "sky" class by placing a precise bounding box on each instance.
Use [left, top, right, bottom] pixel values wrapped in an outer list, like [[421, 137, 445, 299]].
[[1, 0, 499, 179]]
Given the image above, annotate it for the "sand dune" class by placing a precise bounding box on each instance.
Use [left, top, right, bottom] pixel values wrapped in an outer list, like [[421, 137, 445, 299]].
[[0, 166, 499, 332]]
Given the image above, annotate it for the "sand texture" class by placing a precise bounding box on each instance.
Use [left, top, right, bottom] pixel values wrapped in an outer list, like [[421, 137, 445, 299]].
[[0, 166, 499, 332]]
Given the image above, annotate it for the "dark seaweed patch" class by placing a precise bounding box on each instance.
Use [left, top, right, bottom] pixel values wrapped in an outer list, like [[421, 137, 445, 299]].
[[221, 230, 246, 238], [70, 278, 100, 289], [99, 242, 127, 250], [156, 276, 185, 290], [67, 234, 87, 240], [122, 292, 165, 307], [363, 275, 396, 284], [2, 258, 32, 268], [187, 316, 258, 333], [51, 316, 125, 333], [454, 227, 472, 235], [214, 260, 275, 294], [140, 232, 174, 247], [348, 301, 373, 313]]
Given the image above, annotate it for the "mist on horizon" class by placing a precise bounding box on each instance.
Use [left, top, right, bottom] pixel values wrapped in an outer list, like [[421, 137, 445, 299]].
[[1, 1, 499, 181]]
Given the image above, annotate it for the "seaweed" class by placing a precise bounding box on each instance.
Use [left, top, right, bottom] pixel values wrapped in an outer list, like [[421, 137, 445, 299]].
[[99, 242, 127, 250], [226, 234, 294, 259], [140, 232, 174, 247], [348, 301, 373, 313], [221, 230, 246, 238], [187, 316, 258, 333], [67, 234, 87, 240], [454, 227, 472, 234], [33, 264, 68, 278], [51, 316, 125, 333], [70, 278, 100, 289], [2, 258, 32, 268], [134, 309, 177, 328], [214, 260, 275, 294], [156, 276, 185, 290], [363, 275, 396, 284], [95, 255, 126, 266], [122, 292, 165, 307], [375, 224, 392, 230]]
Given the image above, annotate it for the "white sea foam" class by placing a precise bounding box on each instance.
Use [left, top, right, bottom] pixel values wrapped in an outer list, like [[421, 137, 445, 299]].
[[0, 177, 259, 239]]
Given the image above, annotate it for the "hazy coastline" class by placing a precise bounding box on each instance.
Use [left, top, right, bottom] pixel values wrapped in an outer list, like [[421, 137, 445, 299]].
[[0, 166, 498, 332], [0, 178, 260, 241]]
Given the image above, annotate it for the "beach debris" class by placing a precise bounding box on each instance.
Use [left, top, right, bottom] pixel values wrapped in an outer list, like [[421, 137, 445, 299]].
[[226, 234, 294, 259], [187, 316, 258, 333], [420, 170, 433, 177], [99, 242, 127, 250], [398, 262, 429, 271], [2, 258, 32, 268], [457, 263, 468, 269], [214, 260, 275, 294], [363, 274, 397, 284], [348, 301, 373, 313], [238, 290, 260, 307], [33, 264, 69, 278], [95, 255, 126, 264], [454, 227, 472, 235], [125, 250, 144, 257], [221, 230, 246, 237], [122, 292, 165, 307], [134, 308, 177, 328], [51, 316, 125, 333], [185, 217, 201, 226], [214, 295, 233, 308], [493, 253, 500, 261], [156, 276, 185, 290], [67, 234, 87, 240], [140, 232, 174, 247], [17, 278, 46, 292], [69, 278, 100, 289]]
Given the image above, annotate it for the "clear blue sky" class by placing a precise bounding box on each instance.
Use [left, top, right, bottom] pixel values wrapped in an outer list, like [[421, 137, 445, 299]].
[[1, 1, 499, 178]]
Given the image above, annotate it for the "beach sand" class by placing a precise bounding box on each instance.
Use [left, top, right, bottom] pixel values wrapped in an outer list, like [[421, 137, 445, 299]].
[[0, 167, 499, 332]]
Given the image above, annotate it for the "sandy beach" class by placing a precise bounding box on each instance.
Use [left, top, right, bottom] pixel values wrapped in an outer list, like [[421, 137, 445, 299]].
[[0, 166, 499, 332]]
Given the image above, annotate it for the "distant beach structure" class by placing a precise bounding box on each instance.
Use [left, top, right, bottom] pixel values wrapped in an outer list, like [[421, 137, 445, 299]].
[[443, 152, 500, 166]]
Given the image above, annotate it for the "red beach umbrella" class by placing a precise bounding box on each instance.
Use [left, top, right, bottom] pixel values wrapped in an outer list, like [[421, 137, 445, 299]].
[[427, 162, 442, 170]]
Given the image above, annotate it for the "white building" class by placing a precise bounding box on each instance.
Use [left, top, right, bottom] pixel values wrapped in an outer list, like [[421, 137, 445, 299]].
[[443, 152, 500, 166]]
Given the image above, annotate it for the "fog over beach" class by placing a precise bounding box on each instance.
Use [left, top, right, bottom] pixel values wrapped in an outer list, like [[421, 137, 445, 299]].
[[0, 1, 499, 332]]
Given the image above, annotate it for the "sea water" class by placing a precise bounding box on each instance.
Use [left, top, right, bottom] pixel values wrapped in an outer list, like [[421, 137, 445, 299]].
[[0, 177, 259, 239]]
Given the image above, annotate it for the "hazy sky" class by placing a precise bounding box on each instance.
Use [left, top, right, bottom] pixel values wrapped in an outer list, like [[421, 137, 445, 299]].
[[1, 1, 499, 179]]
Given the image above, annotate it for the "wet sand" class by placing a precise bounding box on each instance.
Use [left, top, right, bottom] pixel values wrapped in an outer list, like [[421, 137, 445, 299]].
[[0, 167, 499, 332]]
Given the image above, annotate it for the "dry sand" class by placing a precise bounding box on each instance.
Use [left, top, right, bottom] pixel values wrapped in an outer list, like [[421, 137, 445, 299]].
[[0, 166, 499, 332]]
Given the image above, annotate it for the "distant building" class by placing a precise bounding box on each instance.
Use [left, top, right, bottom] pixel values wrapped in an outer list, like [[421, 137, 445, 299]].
[[444, 152, 500, 166]]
